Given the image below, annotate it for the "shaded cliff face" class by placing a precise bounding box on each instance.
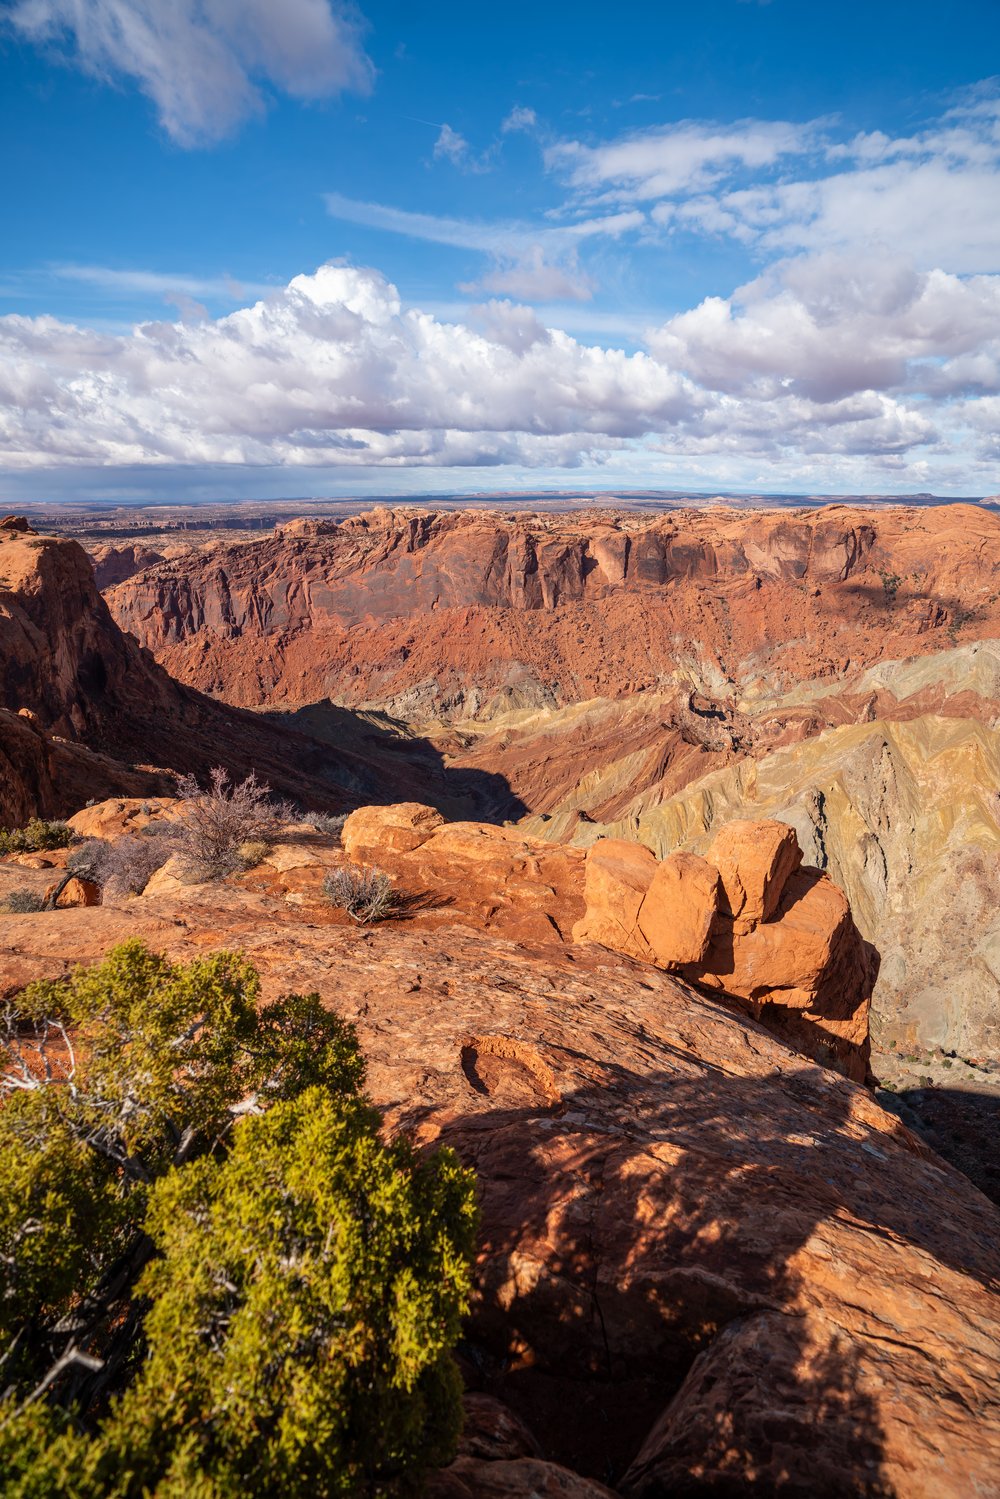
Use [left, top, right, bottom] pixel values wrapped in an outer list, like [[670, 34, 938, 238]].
[[0, 527, 510, 820], [105, 503, 1000, 715], [1, 821, 999, 1498]]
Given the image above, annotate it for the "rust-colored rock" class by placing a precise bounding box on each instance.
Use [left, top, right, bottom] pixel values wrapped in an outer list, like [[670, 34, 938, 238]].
[[706, 816, 802, 924], [572, 818, 873, 1081], [47, 876, 101, 908], [0, 871, 997, 1497], [104, 504, 1000, 724], [636, 850, 719, 966], [570, 838, 657, 961], [338, 802, 586, 945], [341, 801, 445, 859], [688, 865, 877, 1082], [428, 1457, 619, 1498], [67, 797, 180, 841]]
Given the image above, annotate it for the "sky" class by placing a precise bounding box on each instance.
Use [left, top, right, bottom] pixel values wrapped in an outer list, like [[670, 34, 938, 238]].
[[1, 0, 1000, 502]]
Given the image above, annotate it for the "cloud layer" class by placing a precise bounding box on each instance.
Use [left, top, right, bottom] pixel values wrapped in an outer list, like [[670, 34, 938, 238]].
[[3, 259, 993, 488], [4, 0, 372, 143]]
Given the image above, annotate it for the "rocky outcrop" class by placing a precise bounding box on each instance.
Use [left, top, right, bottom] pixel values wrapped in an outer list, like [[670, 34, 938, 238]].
[[89, 542, 167, 590], [563, 704, 1000, 1060], [0, 707, 171, 826], [572, 818, 875, 1082], [105, 503, 1000, 717], [342, 801, 586, 944], [339, 804, 873, 1080], [1, 843, 998, 1496]]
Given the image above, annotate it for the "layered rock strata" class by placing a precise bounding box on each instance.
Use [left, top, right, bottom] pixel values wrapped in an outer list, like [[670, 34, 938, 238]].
[[105, 503, 1000, 716]]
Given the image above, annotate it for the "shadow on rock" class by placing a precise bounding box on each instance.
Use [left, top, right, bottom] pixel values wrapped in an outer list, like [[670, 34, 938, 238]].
[[422, 1061, 1000, 1496], [266, 699, 528, 823]]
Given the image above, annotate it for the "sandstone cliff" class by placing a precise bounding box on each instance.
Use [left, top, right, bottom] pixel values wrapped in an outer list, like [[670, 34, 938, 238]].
[[0, 526, 498, 820], [105, 503, 1000, 716]]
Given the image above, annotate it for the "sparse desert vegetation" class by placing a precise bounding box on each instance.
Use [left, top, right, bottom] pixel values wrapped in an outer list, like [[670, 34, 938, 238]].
[[0, 819, 73, 856], [323, 865, 404, 923], [0, 941, 477, 1496], [175, 767, 291, 879]]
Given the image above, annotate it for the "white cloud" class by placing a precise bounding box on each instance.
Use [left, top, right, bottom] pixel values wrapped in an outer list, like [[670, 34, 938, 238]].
[[460, 248, 595, 302], [648, 252, 1000, 401], [552, 90, 1000, 274], [501, 105, 537, 134], [0, 261, 966, 486], [0, 263, 710, 471], [548, 118, 818, 200], [52, 264, 273, 302], [433, 123, 470, 165], [324, 192, 642, 304], [4, 0, 373, 145]]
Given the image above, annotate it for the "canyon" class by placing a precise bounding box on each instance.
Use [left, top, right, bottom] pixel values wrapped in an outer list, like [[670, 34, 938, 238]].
[[3, 500, 1000, 1495], [100, 503, 1000, 1063]]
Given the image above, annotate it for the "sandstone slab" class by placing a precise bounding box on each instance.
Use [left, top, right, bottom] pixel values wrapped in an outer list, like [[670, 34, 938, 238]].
[[1, 870, 998, 1495]]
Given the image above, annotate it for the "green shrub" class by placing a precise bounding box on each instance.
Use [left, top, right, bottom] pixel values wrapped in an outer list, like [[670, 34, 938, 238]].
[[0, 819, 73, 856], [0, 940, 476, 1498]]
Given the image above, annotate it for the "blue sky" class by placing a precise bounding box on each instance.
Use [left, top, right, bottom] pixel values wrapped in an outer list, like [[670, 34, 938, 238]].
[[1, 0, 1000, 501]]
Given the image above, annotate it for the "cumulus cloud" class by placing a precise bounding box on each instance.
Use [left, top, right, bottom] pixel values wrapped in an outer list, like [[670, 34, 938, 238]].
[[0, 262, 958, 480], [0, 264, 709, 470], [4, 0, 373, 145], [648, 253, 1000, 402]]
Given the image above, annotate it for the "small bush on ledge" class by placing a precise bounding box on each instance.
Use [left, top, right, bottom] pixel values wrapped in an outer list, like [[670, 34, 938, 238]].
[[0, 819, 73, 856], [323, 866, 404, 924], [175, 767, 291, 879]]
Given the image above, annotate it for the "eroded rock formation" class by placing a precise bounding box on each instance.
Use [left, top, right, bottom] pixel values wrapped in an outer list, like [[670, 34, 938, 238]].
[[339, 804, 875, 1081], [105, 503, 1000, 716]]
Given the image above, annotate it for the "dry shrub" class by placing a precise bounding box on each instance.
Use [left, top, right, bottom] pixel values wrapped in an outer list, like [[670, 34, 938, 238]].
[[237, 840, 270, 870], [175, 768, 291, 880], [323, 867, 403, 924], [306, 812, 348, 841], [1, 888, 46, 914]]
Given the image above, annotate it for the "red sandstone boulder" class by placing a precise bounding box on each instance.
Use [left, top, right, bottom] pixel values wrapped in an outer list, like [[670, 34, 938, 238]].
[[342, 801, 445, 859], [687, 866, 876, 1082], [706, 817, 801, 925], [43, 875, 101, 908], [637, 850, 719, 967], [571, 839, 657, 961], [572, 817, 873, 1082]]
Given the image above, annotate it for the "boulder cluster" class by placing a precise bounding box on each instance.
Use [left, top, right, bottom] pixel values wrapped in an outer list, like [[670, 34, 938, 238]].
[[574, 819, 877, 1082], [341, 803, 876, 1083]]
